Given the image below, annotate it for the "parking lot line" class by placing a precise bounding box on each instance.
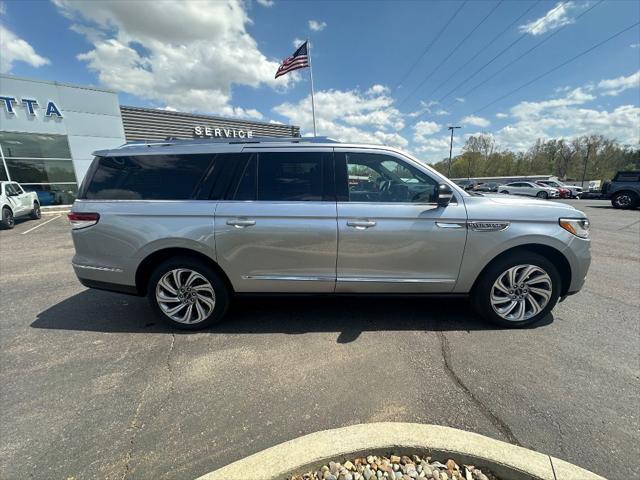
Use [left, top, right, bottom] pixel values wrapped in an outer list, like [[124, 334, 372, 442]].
[[21, 215, 62, 235]]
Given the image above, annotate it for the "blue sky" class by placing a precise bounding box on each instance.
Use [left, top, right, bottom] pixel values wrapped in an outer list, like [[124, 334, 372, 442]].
[[1, 0, 639, 161]]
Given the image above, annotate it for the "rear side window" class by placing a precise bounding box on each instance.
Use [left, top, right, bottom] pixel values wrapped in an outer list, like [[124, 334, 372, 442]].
[[614, 172, 639, 182], [81, 154, 214, 200], [231, 152, 333, 201]]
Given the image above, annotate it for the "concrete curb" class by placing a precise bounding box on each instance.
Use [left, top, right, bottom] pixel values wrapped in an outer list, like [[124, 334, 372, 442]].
[[196, 423, 605, 480]]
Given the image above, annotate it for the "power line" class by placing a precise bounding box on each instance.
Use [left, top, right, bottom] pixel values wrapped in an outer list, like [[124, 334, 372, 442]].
[[423, 0, 542, 101], [394, 0, 468, 92], [472, 21, 640, 114], [438, 0, 604, 108], [397, 0, 503, 108]]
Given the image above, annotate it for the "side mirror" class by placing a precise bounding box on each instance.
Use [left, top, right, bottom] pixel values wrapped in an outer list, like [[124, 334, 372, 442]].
[[437, 184, 454, 207]]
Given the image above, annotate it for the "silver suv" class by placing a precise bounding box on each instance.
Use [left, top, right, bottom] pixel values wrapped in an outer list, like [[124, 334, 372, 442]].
[[69, 137, 591, 330]]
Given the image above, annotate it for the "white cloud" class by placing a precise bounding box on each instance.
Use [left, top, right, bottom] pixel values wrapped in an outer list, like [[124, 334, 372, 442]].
[[462, 115, 490, 128], [0, 24, 50, 73], [308, 20, 327, 32], [413, 121, 441, 144], [292, 37, 306, 49], [519, 2, 576, 36], [496, 112, 508, 119], [273, 86, 408, 147], [455, 97, 465, 103], [256, 0, 274, 6], [53, 0, 295, 118], [435, 109, 449, 116], [631, 44, 640, 48], [492, 86, 639, 149], [597, 71, 640, 96]]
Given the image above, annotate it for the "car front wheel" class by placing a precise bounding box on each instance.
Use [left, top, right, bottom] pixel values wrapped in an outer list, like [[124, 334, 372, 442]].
[[536, 191, 548, 199], [472, 251, 561, 328], [1, 207, 15, 229], [147, 257, 230, 330]]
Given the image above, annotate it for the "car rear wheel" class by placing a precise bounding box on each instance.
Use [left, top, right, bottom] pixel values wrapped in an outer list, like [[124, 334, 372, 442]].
[[147, 257, 230, 330], [536, 191, 548, 199], [611, 191, 638, 209], [30, 202, 41, 219], [499, 190, 509, 194], [1, 207, 15, 229], [472, 251, 561, 328]]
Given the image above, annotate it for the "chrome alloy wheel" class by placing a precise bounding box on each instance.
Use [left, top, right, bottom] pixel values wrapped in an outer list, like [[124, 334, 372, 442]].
[[155, 268, 216, 324], [614, 194, 632, 208], [490, 264, 552, 322]]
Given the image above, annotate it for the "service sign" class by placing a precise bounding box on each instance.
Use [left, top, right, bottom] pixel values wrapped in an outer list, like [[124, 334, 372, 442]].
[[194, 125, 253, 139]]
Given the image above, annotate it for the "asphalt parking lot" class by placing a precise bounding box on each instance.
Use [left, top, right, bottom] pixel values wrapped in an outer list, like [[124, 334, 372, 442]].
[[0, 199, 638, 480]]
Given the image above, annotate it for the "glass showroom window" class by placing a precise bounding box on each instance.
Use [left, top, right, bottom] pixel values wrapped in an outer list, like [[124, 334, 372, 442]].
[[0, 131, 78, 205]]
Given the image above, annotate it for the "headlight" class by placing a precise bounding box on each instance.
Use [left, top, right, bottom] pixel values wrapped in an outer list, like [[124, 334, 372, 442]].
[[559, 218, 590, 238]]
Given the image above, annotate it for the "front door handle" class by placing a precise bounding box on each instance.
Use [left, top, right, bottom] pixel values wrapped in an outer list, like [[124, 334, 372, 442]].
[[226, 219, 256, 228], [346, 220, 377, 230]]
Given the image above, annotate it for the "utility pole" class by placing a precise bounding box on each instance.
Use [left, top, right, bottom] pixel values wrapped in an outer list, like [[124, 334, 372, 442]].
[[581, 141, 592, 188], [447, 126, 461, 178]]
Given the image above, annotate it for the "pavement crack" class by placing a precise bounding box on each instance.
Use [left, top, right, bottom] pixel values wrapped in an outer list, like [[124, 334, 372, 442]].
[[120, 380, 153, 480], [166, 333, 176, 374], [437, 331, 522, 446]]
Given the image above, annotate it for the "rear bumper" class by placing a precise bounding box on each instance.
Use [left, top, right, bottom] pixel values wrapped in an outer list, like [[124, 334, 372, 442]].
[[78, 277, 141, 296]]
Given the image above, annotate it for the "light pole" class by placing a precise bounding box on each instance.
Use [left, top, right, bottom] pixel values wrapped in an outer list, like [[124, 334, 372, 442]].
[[447, 126, 461, 178]]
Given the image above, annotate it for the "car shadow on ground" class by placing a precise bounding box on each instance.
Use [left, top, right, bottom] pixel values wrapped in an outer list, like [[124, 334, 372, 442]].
[[32, 290, 553, 342]]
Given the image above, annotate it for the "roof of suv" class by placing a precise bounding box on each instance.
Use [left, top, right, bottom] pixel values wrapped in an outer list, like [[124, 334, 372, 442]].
[[92, 136, 413, 158]]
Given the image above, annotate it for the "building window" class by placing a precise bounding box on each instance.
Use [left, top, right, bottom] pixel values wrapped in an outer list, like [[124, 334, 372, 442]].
[[0, 131, 78, 205]]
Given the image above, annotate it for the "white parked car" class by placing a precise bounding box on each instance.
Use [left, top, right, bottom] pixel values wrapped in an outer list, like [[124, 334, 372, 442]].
[[537, 180, 583, 198], [1, 181, 41, 229], [497, 181, 559, 199]]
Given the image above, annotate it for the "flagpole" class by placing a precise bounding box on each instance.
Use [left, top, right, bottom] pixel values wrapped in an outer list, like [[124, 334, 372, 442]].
[[307, 39, 317, 137]]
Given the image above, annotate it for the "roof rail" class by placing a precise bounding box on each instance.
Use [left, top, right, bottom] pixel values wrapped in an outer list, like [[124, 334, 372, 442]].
[[116, 136, 340, 149]]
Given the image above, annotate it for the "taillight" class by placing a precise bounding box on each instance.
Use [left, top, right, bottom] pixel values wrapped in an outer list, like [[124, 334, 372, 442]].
[[68, 212, 100, 229]]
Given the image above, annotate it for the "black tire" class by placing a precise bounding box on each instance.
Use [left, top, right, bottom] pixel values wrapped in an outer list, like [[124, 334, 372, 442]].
[[147, 256, 230, 330], [1, 207, 15, 229], [499, 190, 509, 195], [30, 202, 41, 220], [611, 191, 638, 209], [472, 251, 561, 328], [536, 191, 548, 199]]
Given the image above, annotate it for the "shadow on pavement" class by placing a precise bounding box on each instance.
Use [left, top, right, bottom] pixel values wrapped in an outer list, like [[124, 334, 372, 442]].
[[32, 290, 553, 342]]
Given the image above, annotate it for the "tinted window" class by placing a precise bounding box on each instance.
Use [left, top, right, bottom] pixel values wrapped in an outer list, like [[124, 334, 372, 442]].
[[614, 172, 639, 182], [0, 131, 72, 159], [343, 152, 437, 203], [0, 165, 7, 181], [6, 159, 76, 183], [82, 154, 214, 200], [233, 152, 332, 201]]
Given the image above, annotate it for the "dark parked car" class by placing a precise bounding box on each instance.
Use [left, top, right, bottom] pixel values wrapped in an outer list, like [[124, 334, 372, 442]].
[[475, 182, 499, 192], [601, 171, 640, 209]]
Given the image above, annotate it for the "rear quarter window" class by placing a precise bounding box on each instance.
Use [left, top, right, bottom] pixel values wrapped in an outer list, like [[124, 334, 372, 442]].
[[614, 173, 640, 182], [80, 154, 214, 200]]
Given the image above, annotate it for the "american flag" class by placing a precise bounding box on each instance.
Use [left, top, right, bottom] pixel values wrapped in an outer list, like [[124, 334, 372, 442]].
[[275, 41, 309, 79]]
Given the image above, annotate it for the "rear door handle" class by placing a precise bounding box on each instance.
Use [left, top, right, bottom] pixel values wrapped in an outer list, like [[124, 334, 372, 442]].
[[346, 220, 377, 230], [226, 219, 256, 228]]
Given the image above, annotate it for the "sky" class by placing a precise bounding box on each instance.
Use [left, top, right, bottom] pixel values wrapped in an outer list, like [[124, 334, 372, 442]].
[[1, 0, 639, 162]]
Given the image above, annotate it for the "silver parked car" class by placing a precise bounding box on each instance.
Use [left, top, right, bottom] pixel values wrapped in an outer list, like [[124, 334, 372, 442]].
[[69, 137, 591, 329], [497, 181, 560, 199]]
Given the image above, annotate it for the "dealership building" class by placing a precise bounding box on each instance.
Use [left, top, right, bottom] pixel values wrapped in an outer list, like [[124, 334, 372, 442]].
[[0, 74, 300, 205]]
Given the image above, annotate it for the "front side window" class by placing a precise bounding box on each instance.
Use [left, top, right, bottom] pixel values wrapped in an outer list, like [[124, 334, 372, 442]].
[[343, 152, 437, 203], [232, 152, 332, 201]]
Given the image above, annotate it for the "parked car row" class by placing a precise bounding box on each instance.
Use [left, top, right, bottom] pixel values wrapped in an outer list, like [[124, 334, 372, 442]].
[[454, 179, 584, 200]]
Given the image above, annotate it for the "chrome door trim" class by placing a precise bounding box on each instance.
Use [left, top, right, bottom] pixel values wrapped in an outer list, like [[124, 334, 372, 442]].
[[337, 277, 455, 283], [241, 275, 335, 282], [435, 222, 465, 229], [72, 263, 123, 273]]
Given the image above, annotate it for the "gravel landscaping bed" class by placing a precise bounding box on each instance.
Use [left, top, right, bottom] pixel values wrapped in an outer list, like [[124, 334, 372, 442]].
[[290, 454, 501, 480]]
